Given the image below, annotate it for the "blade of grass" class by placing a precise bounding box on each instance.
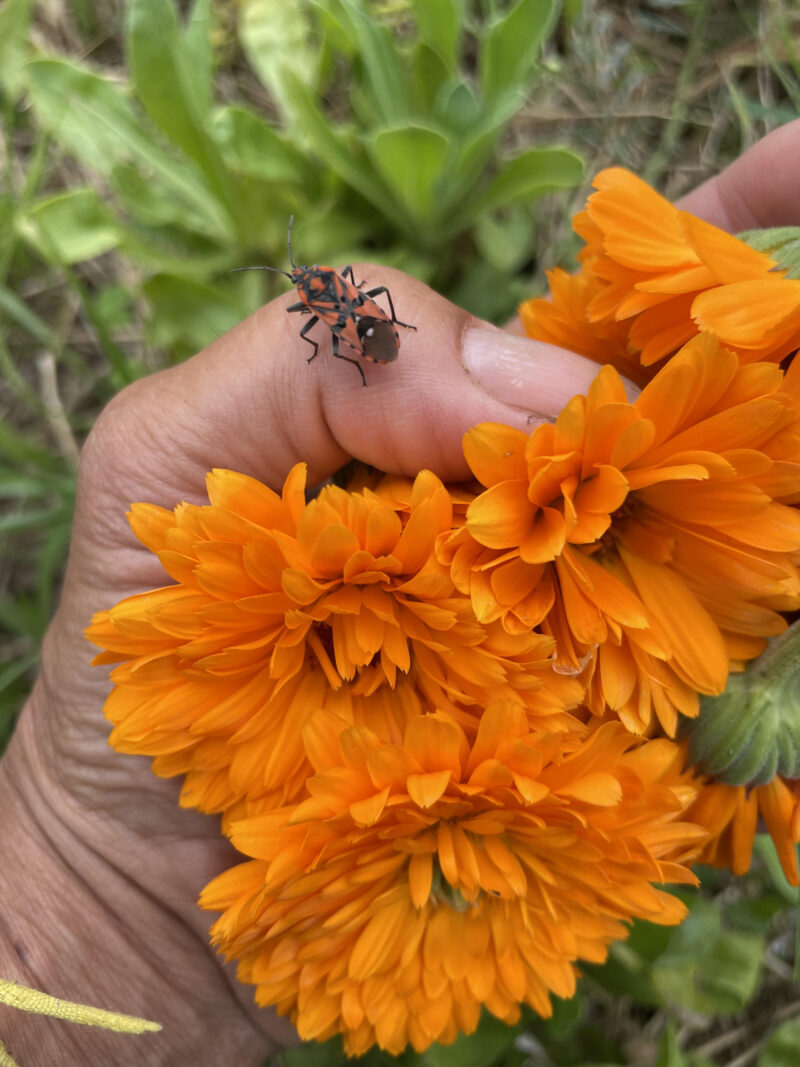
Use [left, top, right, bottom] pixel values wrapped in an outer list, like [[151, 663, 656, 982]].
[[126, 0, 239, 228], [0, 334, 42, 413], [0, 131, 51, 283], [643, 0, 712, 184], [0, 653, 40, 697]]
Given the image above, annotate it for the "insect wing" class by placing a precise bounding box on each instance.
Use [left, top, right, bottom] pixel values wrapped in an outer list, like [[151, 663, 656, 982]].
[[357, 317, 400, 363]]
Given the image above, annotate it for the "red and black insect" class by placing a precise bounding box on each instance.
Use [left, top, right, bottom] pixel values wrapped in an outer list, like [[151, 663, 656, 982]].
[[235, 217, 416, 386]]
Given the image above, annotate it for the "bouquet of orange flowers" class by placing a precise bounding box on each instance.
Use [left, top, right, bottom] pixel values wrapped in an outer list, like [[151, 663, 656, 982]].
[[86, 169, 800, 1056]]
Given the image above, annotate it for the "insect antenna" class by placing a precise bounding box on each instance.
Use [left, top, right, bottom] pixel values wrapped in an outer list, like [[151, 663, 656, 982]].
[[287, 215, 297, 269], [230, 264, 292, 278]]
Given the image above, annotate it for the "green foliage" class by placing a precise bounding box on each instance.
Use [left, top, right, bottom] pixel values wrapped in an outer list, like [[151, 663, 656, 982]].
[[759, 1018, 800, 1067], [20, 188, 122, 264], [9, 0, 583, 366], [1, 0, 583, 717], [3, 3, 800, 1064], [0, 422, 75, 734]]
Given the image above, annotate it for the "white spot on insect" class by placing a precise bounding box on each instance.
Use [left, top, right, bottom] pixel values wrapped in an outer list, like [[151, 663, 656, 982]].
[[366, 327, 374, 337]]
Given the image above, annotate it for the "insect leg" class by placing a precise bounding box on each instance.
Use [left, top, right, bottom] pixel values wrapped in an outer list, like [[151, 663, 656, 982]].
[[299, 316, 320, 363], [341, 266, 367, 288], [332, 333, 367, 387], [287, 300, 308, 313], [364, 286, 417, 330]]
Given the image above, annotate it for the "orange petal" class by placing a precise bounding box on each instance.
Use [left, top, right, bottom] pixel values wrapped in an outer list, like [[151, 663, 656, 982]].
[[619, 548, 729, 693], [466, 481, 535, 549], [407, 770, 452, 809], [588, 167, 696, 269], [556, 771, 622, 806], [310, 524, 362, 577], [693, 279, 800, 349], [463, 423, 528, 487], [408, 852, 433, 908], [678, 212, 776, 283]]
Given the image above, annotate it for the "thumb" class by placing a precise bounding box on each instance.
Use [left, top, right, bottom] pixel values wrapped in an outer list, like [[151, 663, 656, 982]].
[[55, 267, 615, 720], [83, 266, 615, 512]]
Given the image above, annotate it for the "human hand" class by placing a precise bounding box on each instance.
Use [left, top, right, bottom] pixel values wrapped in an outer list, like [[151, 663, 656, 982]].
[[1, 118, 798, 1065], [0, 260, 612, 1066]]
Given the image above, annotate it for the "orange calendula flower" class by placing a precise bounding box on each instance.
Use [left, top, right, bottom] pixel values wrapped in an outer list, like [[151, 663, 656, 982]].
[[521, 167, 800, 369], [687, 773, 800, 886], [201, 704, 704, 1056], [444, 334, 800, 735], [87, 465, 580, 818], [519, 267, 644, 385]]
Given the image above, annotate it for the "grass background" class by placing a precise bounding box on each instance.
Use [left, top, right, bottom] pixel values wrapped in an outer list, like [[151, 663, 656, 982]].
[[1, 0, 800, 1064]]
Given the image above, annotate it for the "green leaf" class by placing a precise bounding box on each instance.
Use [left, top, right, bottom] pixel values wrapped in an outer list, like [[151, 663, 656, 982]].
[[365, 125, 450, 225], [759, 1017, 800, 1067], [656, 1025, 686, 1067], [126, 0, 237, 221], [0, 652, 40, 696], [657, 897, 721, 967], [470, 147, 585, 216], [118, 220, 235, 277], [0, 504, 72, 535], [282, 1036, 346, 1066], [424, 1011, 517, 1067], [0, 422, 66, 470], [19, 189, 121, 264], [479, 0, 558, 100], [473, 206, 534, 273], [238, 0, 317, 125], [0, 280, 65, 351], [563, 0, 585, 22], [182, 0, 214, 117], [435, 90, 524, 216], [0, 0, 33, 98], [410, 43, 452, 115], [582, 940, 661, 1009], [326, 0, 409, 125], [37, 511, 75, 607], [281, 72, 402, 225], [436, 80, 482, 133], [313, 2, 358, 56], [411, 0, 465, 71], [652, 899, 764, 1018], [109, 164, 205, 233], [24, 59, 231, 240], [0, 196, 18, 274], [0, 591, 50, 639], [143, 274, 246, 357], [212, 107, 309, 184]]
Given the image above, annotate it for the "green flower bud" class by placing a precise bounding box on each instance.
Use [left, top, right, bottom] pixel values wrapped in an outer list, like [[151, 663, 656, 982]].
[[685, 622, 800, 786]]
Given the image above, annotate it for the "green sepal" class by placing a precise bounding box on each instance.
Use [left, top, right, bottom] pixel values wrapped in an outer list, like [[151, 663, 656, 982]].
[[686, 622, 800, 786], [738, 226, 800, 280]]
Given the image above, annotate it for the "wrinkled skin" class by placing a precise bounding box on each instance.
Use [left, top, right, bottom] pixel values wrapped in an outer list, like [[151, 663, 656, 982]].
[[2, 120, 799, 1064]]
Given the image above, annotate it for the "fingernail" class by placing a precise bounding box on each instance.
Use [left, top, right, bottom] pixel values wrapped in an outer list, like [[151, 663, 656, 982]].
[[462, 324, 639, 417]]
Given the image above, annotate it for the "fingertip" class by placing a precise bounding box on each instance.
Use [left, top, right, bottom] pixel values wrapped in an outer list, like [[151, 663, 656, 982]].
[[461, 324, 636, 411]]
